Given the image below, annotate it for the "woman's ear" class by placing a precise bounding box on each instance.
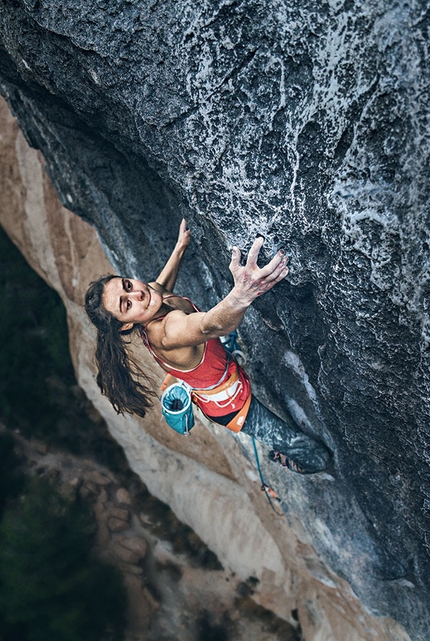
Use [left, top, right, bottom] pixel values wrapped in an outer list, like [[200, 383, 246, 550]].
[[120, 322, 134, 333]]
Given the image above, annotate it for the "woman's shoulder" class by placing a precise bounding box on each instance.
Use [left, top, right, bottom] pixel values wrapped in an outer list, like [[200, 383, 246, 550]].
[[145, 308, 186, 341], [144, 309, 204, 367]]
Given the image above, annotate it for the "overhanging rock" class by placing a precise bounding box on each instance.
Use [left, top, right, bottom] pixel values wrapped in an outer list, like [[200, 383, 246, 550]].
[[0, 1, 429, 639]]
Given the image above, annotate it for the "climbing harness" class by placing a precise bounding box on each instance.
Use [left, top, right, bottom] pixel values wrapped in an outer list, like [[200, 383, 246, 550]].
[[161, 370, 251, 434], [252, 437, 283, 516], [192, 367, 251, 433], [191, 330, 249, 432], [195, 391, 251, 433], [160, 331, 251, 434]]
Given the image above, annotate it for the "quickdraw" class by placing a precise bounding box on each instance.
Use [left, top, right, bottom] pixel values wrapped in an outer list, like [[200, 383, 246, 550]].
[[251, 437, 283, 516]]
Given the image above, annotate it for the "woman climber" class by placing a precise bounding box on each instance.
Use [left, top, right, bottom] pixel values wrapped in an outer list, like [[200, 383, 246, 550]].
[[85, 219, 331, 474]]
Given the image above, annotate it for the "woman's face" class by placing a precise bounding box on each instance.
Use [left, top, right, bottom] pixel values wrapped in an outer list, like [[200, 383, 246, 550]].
[[102, 277, 163, 330]]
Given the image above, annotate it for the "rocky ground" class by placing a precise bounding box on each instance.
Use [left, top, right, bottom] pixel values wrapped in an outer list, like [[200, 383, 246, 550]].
[[16, 430, 299, 641]]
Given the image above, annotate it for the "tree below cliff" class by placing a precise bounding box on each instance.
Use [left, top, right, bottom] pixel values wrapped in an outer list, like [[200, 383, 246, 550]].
[[0, 476, 127, 641]]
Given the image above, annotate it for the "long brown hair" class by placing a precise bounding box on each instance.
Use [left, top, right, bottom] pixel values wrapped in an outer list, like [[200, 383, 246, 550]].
[[85, 275, 155, 417]]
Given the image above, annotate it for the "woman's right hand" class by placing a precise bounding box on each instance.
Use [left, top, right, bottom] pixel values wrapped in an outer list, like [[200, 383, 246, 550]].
[[229, 237, 289, 305], [158, 236, 289, 350]]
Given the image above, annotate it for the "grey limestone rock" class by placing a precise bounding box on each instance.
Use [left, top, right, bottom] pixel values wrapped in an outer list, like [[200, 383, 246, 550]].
[[0, 0, 429, 638]]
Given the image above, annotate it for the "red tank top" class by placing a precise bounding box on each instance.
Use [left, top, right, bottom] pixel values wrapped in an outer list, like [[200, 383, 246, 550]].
[[139, 295, 251, 418]]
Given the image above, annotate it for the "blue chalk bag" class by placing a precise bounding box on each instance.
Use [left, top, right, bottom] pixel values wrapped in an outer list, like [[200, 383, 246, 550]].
[[161, 382, 195, 435]]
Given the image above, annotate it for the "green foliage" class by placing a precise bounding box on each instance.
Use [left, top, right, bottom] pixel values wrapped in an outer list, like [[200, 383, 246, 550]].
[[0, 226, 128, 472], [0, 228, 129, 641], [0, 431, 24, 519], [0, 477, 127, 641], [0, 225, 75, 436]]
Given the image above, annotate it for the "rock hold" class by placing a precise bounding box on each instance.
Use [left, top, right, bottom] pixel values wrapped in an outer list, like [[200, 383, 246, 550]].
[[108, 506, 130, 522], [107, 506, 131, 533], [83, 470, 112, 486], [111, 541, 142, 565], [82, 480, 99, 495], [115, 536, 148, 560], [116, 487, 132, 505]]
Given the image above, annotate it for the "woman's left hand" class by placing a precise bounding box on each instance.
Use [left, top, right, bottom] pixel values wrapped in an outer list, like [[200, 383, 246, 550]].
[[176, 218, 191, 253]]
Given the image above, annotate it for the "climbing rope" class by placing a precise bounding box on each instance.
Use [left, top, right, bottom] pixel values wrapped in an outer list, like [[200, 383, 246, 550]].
[[251, 437, 284, 516]]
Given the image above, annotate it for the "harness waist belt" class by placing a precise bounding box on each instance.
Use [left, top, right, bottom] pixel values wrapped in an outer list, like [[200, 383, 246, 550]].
[[194, 379, 241, 402], [192, 369, 240, 403]]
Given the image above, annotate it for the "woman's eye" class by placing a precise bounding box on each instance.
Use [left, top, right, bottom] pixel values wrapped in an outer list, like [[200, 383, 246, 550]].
[[125, 280, 132, 291], [126, 300, 131, 310]]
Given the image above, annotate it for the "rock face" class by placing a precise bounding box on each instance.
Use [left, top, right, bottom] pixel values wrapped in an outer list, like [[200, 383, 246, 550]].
[[0, 1, 428, 639], [0, 87, 415, 641]]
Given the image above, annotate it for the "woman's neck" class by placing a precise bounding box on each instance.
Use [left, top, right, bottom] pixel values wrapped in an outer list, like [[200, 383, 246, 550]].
[[161, 293, 195, 314]]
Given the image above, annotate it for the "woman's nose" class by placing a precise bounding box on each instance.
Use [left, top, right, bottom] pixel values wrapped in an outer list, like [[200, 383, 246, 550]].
[[131, 290, 143, 300]]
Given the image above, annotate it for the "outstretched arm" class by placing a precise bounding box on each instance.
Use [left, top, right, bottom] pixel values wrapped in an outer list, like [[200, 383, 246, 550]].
[[155, 219, 191, 292], [202, 238, 288, 334], [161, 237, 289, 348]]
